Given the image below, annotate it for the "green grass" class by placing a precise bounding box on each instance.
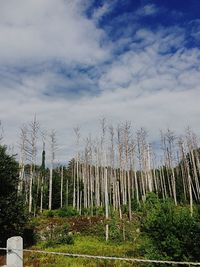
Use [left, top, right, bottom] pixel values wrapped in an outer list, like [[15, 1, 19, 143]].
[[24, 235, 139, 267], [24, 211, 143, 266]]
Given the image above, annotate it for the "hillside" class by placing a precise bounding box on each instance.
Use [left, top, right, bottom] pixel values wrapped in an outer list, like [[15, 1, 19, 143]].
[[22, 194, 200, 266]]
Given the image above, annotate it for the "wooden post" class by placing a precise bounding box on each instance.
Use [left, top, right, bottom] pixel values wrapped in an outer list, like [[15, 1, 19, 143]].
[[6, 236, 23, 267]]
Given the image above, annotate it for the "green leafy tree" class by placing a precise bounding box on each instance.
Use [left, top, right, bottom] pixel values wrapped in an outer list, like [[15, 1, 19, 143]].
[[141, 193, 200, 261], [0, 145, 28, 247]]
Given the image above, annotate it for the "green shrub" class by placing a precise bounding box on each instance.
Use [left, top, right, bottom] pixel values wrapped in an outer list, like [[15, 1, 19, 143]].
[[54, 224, 74, 245], [43, 210, 55, 218], [93, 206, 105, 216], [56, 206, 78, 217], [43, 223, 74, 247], [141, 193, 200, 261]]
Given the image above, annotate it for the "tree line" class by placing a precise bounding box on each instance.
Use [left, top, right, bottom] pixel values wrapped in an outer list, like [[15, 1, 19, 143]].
[[1, 117, 200, 240]]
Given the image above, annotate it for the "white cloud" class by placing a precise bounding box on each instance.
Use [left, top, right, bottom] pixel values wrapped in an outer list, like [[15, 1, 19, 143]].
[[0, 0, 109, 66], [0, 2, 200, 163]]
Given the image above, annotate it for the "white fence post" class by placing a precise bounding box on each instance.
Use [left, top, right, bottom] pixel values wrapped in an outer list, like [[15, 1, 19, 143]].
[[6, 236, 23, 267]]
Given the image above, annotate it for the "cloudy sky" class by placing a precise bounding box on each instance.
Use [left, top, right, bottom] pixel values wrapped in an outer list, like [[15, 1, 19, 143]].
[[0, 0, 200, 162]]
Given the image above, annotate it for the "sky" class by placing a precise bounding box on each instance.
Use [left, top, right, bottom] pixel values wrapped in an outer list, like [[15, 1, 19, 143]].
[[0, 0, 200, 162]]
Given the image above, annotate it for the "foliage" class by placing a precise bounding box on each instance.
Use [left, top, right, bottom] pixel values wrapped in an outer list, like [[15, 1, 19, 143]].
[[26, 235, 134, 267], [56, 206, 79, 217], [42, 223, 74, 247], [55, 224, 74, 245], [42, 206, 78, 218], [0, 145, 28, 247], [107, 212, 140, 243], [108, 215, 123, 242], [141, 193, 200, 261], [82, 206, 105, 216], [43, 209, 55, 218]]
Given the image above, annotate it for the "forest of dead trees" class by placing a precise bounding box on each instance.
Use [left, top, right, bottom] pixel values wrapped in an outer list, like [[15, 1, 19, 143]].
[[2, 117, 200, 239]]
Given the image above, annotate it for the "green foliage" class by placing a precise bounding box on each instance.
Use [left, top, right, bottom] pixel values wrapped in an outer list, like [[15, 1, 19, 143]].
[[43, 209, 55, 218], [82, 206, 105, 216], [42, 206, 78, 218], [0, 145, 28, 247], [54, 224, 74, 245], [93, 206, 105, 216], [56, 206, 78, 217], [43, 223, 74, 247], [131, 198, 141, 211], [108, 215, 123, 242], [141, 193, 200, 261]]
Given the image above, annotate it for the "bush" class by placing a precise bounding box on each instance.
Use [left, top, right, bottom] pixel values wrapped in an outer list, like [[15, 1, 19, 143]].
[[43, 223, 74, 247], [109, 219, 123, 242], [141, 193, 200, 261], [42, 207, 78, 218], [43, 210, 55, 218], [56, 206, 78, 217], [55, 224, 74, 245]]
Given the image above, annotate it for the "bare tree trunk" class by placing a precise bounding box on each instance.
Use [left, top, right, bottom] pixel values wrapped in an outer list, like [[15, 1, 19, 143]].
[[117, 180, 122, 219], [161, 130, 177, 205], [49, 168, 53, 210], [66, 178, 69, 207], [60, 166, 63, 208], [105, 167, 109, 241], [29, 164, 33, 213], [18, 127, 27, 195], [127, 170, 132, 220], [26, 116, 39, 213], [40, 175, 44, 212], [49, 130, 56, 210], [179, 138, 193, 216], [73, 160, 76, 208]]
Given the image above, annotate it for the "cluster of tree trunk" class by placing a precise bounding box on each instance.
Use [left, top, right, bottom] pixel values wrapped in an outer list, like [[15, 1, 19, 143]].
[[16, 118, 200, 239]]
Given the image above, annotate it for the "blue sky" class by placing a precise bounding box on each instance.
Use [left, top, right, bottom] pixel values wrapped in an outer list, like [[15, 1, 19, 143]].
[[0, 0, 200, 162]]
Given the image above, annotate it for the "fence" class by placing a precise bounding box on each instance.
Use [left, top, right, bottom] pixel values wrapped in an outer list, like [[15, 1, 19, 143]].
[[1, 236, 200, 267]]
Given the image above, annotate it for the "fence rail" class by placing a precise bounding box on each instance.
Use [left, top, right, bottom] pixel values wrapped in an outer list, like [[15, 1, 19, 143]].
[[1, 236, 200, 266]]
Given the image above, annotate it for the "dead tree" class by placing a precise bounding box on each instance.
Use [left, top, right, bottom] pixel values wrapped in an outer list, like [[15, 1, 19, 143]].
[[73, 127, 81, 211], [161, 130, 177, 205], [18, 126, 28, 195], [49, 129, 57, 210], [25, 117, 40, 213]]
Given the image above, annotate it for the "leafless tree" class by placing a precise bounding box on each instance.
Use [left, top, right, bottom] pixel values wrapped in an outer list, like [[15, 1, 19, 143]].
[[49, 129, 57, 210]]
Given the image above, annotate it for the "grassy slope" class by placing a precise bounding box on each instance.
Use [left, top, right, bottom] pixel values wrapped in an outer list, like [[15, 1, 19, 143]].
[[24, 215, 142, 267], [24, 236, 139, 267]]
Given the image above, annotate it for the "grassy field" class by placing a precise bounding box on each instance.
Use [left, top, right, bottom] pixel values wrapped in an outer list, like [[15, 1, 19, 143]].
[[22, 212, 144, 266], [24, 235, 141, 267]]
